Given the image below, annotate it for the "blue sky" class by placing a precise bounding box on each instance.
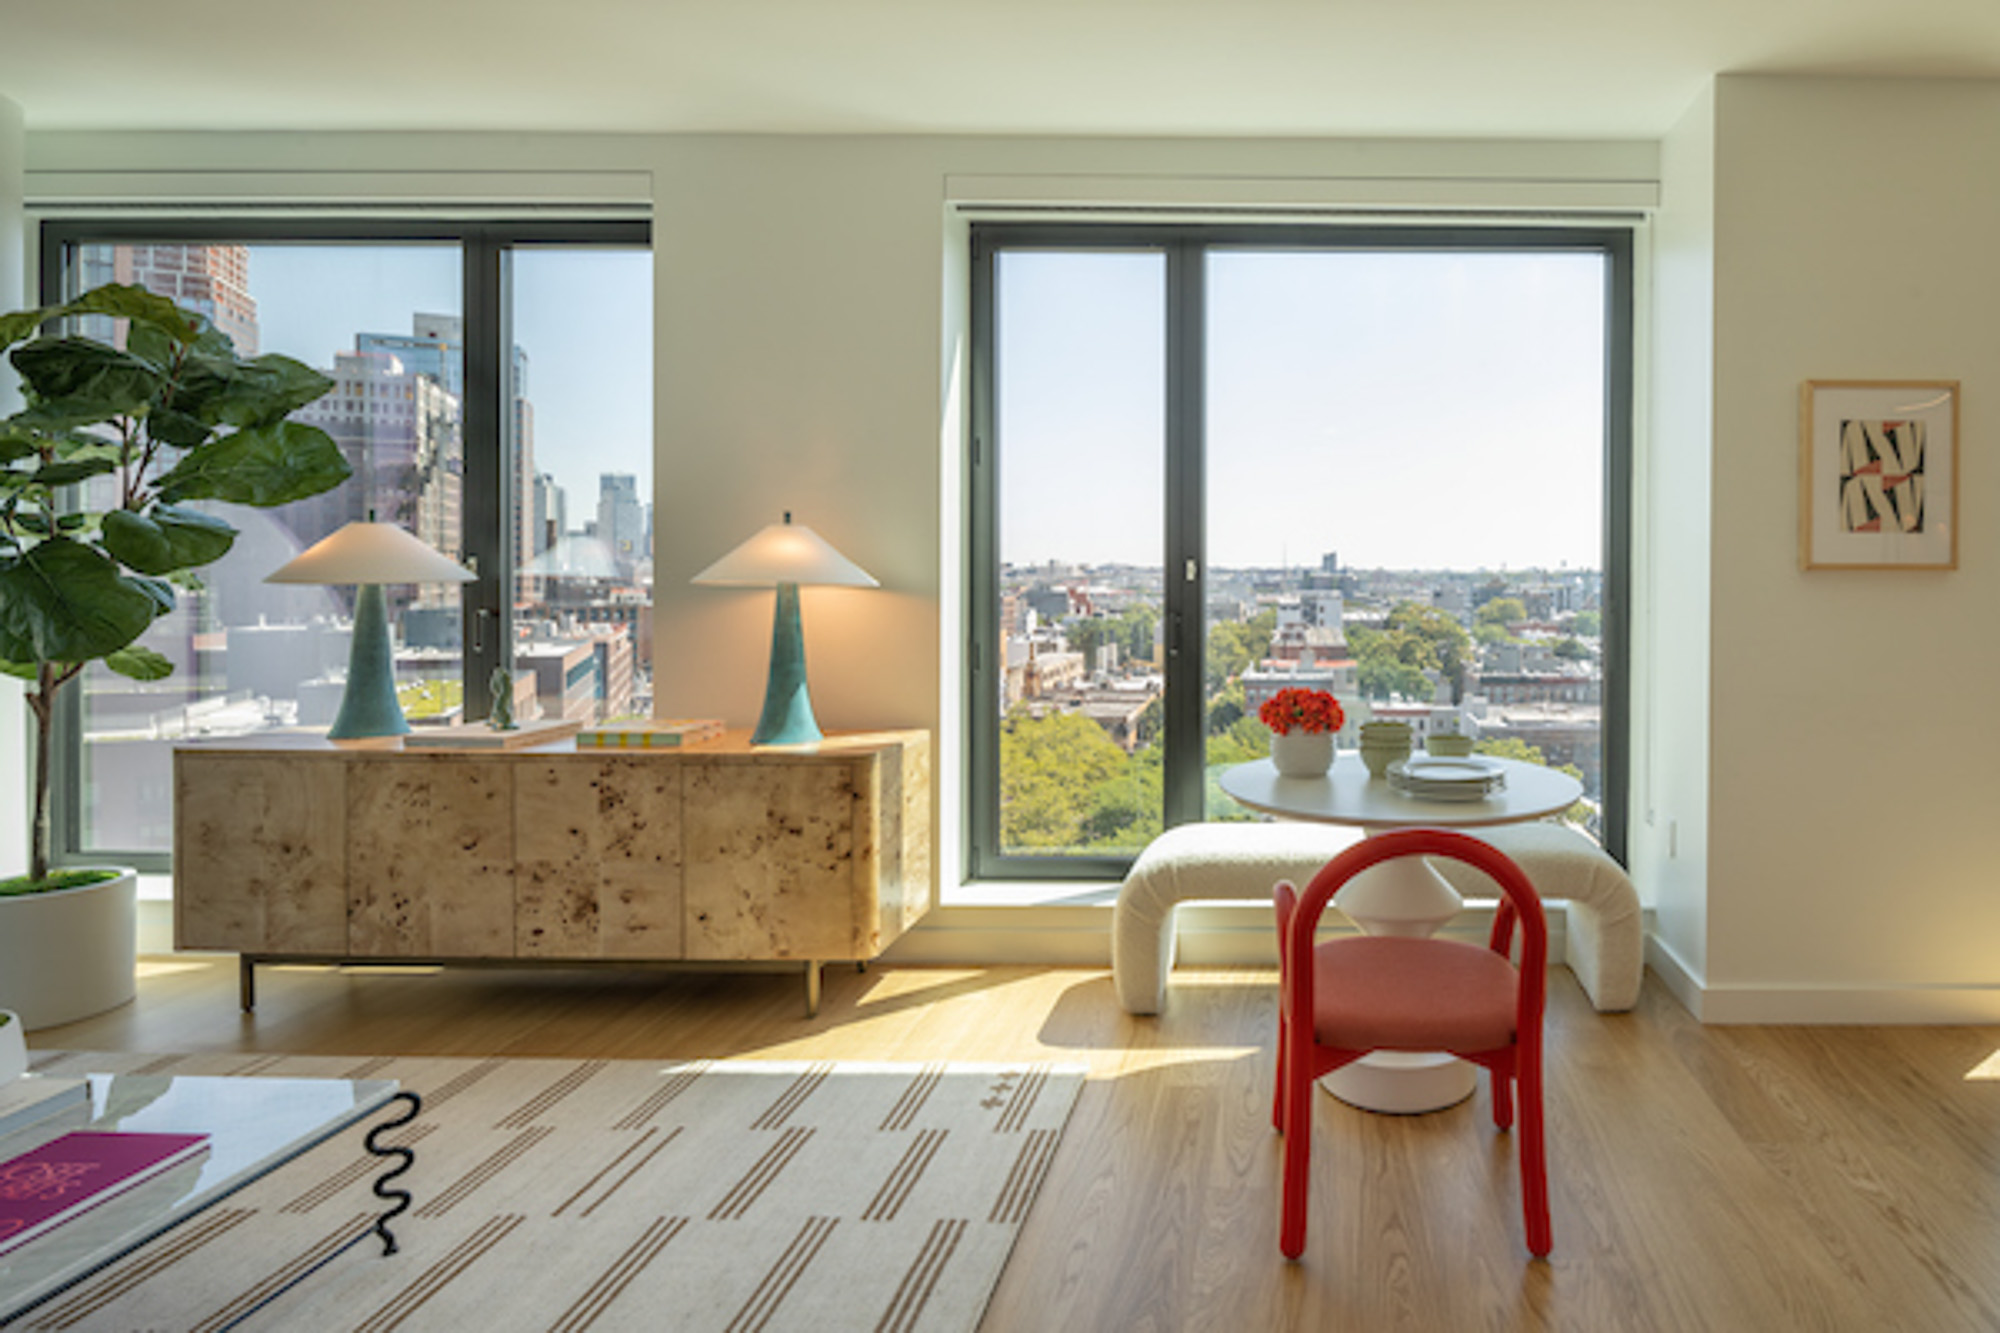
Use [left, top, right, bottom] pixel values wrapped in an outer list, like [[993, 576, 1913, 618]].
[[246, 244, 653, 517], [997, 248, 1606, 572]]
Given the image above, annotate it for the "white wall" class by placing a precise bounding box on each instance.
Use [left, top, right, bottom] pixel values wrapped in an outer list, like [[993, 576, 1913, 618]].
[[1637, 85, 1716, 1007], [1701, 75, 2000, 1020]]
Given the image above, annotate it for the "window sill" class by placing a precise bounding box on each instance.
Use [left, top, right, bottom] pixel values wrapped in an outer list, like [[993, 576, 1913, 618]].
[[945, 881, 1119, 908]]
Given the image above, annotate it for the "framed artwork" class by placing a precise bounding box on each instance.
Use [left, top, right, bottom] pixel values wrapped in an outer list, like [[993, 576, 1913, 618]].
[[1800, 379, 1958, 570]]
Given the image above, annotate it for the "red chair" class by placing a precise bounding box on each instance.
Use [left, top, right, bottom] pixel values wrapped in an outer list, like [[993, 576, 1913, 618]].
[[1272, 826, 1550, 1260]]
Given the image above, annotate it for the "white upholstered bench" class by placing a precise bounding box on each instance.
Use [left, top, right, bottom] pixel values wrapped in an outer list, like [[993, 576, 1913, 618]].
[[1111, 820, 1643, 1015]]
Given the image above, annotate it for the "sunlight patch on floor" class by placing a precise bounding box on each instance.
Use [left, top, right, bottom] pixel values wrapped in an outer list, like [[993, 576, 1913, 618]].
[[1112, 1046, 1263, 1074], [135, 958, 211, 978], [1965, 1049, 2000, 1081]]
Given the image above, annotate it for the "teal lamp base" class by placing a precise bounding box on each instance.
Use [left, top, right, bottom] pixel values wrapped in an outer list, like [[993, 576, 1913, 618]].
[[752, 582, 822, 746], [328, 583, 410, 741]]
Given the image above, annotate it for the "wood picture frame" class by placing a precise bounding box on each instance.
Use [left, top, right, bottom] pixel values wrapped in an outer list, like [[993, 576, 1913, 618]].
[[1800, 379, 1958, 570]]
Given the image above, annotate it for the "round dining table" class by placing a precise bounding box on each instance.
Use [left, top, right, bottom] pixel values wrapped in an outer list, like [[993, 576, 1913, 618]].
[[1218, 752, 1582, 1113]]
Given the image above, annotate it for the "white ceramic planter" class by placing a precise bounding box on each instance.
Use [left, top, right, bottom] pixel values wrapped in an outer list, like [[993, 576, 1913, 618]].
[[0, 868, 138, 1031], [0, 1010, 26, 1082], [1270, 730, 1335, 778]]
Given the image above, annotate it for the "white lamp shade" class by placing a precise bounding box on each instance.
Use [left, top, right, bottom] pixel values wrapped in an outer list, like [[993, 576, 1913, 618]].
[[691, 515, 878, 588], [266, 521, 477, 586]]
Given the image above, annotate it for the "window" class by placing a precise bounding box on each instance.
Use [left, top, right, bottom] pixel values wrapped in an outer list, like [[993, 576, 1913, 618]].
[[39, 220, 650, 869], [968, 224, 1632, 881]]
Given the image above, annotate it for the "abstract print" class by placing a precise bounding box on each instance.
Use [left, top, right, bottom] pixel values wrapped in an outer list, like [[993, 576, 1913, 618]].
[[1839, 418, 1925, 534]]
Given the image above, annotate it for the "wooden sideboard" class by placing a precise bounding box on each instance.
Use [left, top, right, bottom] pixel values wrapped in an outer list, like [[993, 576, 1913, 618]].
[[172, 728, 931, 1014]]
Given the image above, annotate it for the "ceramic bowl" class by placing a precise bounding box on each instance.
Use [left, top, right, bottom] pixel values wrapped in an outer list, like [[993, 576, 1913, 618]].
[[1359, 739, 1410, 777]]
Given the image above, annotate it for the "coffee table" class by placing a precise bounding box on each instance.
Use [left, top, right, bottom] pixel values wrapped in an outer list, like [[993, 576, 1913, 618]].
[[0, 1070, 406, 1324], [1220, 753, 1582, 1113]]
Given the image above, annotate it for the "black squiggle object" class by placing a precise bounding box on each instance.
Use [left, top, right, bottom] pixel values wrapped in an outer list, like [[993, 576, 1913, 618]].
[[365, 1091, 423, 1255]]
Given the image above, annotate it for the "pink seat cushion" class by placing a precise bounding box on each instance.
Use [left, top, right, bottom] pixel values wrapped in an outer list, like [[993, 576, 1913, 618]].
[[1308, 936, 1518, 1054]]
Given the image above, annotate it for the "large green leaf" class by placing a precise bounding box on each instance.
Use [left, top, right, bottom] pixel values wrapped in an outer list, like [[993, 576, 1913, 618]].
[[178, 352, 336, 429], [0, 305, 55, 353], [146, 406, 212, 450], [156, 421, 352, 507], [27, 457, 117, 489], [61, 284, 198, 344], [105, 645, 175, 681], [126, 320, 182, 374], [126, 574, 177, 617], [11, 339, 166, 426], [0, 540, 162, 666], [101, 504, 238, 575]]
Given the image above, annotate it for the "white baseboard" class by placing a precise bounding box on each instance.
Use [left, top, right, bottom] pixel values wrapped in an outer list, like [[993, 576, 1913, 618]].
[[138, 897, 173, 956], [1692, 984, 2000, 1024], [1643, 934, 1706, 1017], [1641, 933, 2000, 1023]]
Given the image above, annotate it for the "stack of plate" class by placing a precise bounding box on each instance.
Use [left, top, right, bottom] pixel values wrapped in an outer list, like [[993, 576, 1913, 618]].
[[1386, 755, 1507, 801]]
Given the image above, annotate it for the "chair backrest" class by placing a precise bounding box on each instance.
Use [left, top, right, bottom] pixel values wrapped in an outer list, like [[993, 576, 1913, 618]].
[[1278, 826, 1548, 1045]]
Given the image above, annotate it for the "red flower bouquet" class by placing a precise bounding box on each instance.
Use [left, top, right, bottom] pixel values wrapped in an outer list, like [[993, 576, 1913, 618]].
[[1259, 688, 1345, 736]]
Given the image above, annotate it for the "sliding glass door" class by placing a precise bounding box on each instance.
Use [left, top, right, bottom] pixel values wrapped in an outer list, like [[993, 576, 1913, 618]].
[[969, 224, 1631, 882]]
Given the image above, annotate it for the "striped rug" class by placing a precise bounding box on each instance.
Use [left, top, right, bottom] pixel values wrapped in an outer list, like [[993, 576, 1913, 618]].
[[13, 1052, 1085, 1333]]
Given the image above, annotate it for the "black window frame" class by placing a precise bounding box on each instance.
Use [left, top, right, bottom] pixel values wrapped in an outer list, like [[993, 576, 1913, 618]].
[[966, 221, 1634, 882], [38, 216, 650, 874]]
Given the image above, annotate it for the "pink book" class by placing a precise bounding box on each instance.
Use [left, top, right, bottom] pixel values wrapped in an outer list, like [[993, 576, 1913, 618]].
[[0, 1131, 210, 1256]]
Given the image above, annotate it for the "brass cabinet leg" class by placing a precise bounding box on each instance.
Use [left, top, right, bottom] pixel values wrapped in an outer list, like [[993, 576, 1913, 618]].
[[804, 960, 821, 1018]]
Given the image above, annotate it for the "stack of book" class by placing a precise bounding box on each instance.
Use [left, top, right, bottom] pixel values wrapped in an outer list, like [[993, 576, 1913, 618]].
[[576, 718, 727, 749], [0, 1130, 210, 1256], [401, 717, 583, 750], [0, 1076, 88, 1140]]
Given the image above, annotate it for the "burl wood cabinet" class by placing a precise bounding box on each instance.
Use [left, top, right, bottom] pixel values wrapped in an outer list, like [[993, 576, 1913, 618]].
[[173, 729, 931, 1014]]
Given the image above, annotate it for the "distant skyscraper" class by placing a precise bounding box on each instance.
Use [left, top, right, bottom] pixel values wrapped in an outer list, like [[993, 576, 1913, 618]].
[[74, 243, 260, 355], [290, 349, 463, 613], [597, 474, 644, 575], [533, 473, 566, 553], [359, 315, 537, 586], [359, 313, 462, 398], [512, 392, 537, 584]]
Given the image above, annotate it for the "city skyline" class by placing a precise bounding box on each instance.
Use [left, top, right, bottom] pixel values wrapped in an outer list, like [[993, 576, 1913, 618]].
[[247, 243, 653, 516]]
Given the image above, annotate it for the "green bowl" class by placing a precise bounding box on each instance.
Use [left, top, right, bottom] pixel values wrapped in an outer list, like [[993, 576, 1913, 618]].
[[1360, 744, 1408, 778]]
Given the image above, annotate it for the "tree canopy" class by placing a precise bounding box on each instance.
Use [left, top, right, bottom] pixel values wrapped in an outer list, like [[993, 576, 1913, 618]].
[[1475, 736, 1590, 826], [1205, 608, 1276, 692], [1475, 596, 1527, 627], [1349, 601, 1473, 701], [1000, 709, 1134, 852]]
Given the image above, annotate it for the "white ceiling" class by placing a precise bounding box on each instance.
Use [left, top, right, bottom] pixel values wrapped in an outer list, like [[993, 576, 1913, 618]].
[[5, 0, 2000, 140]]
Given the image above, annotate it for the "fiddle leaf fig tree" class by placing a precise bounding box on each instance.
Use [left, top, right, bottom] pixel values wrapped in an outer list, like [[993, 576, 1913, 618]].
[[0, 283, 352, 887]]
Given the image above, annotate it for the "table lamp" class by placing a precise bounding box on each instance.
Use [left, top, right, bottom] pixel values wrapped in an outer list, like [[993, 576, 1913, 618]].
[[692, 512, 878, 746], [267, 521, 477, 741]]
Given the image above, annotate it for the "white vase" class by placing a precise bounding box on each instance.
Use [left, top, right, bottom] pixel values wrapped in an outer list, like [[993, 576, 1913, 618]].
[[1270, 730, 1334, 778]]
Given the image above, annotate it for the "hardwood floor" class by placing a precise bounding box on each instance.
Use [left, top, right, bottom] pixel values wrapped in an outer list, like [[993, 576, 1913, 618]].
[[34, 956, 2000, 1331]]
